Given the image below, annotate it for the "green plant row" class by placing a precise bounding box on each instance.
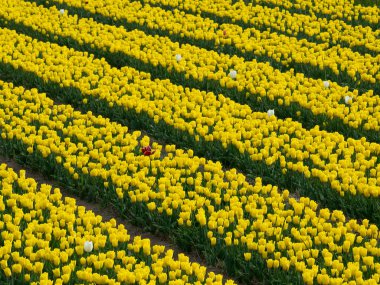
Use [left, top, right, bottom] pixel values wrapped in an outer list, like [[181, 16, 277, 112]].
[[31, 0, 380, 94], [1, 3, 380, 146], [0, 81, 311, 285], [0, 28, 380, 226], [0, 162, 236, 285], [1, 80, 380, 285], [248, 0, 380, 30], [137, 0, 379, 56]]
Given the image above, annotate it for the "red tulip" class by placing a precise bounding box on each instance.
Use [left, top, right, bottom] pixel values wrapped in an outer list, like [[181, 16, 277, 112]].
[[142, 145, 155, 156]]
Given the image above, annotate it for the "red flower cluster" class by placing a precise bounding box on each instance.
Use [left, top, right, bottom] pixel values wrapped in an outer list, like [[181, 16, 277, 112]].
[[141, 145, 155, 156]]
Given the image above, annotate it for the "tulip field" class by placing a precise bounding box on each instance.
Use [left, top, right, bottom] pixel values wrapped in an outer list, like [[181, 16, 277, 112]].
[[0, 0, 379, 284]]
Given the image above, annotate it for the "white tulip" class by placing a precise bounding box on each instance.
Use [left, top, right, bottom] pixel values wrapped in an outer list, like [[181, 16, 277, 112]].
[[84, 241, 93, 253], [59, 9, 65, 15], [267, 109, 275, 117], [344, 95, 352, 104], [323, 81, 330, 88], [229, 69, 237, 79], [175, 54, 182, 62]]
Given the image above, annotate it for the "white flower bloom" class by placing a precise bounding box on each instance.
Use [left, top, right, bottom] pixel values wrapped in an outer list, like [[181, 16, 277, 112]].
[[267, 109, 275, 117], [175, 54, 182, 62], [344, 95, 352, 104], [84, 241, 93, 253], [59, 9, 65, 15], [229, 69, 237, 79], [323, 81, 330, 88]]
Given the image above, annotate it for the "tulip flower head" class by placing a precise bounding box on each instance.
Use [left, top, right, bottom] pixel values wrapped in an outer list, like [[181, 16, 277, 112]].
[[267, 109, 275, 117], [84, 241, 93, 253], [59, 9, 65, 15], [323, 81, 330, 88], [142, 145, 155, 156], [223, 30, 227, 37], [229, 70, 237, 79], [344, 95, 352, 104], [175, 54, 182, 62]]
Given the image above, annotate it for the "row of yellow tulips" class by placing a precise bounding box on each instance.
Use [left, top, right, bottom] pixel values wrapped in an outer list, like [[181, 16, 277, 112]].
[[0, 27, 380, 216], [139, 0, 380, 53], [33, 0, 380, 88], [251, 0, 380, 27], [2, 0, 380, 140], [1, 80, 380, 284], [0, 163, 235, 284]]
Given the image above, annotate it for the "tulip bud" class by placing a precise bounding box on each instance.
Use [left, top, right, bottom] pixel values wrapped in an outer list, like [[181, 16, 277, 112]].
[[84, 241, 93, 253], [229, 70, 237, 79], [267, 109, 275, 117], [344, 95, 352, 104]]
